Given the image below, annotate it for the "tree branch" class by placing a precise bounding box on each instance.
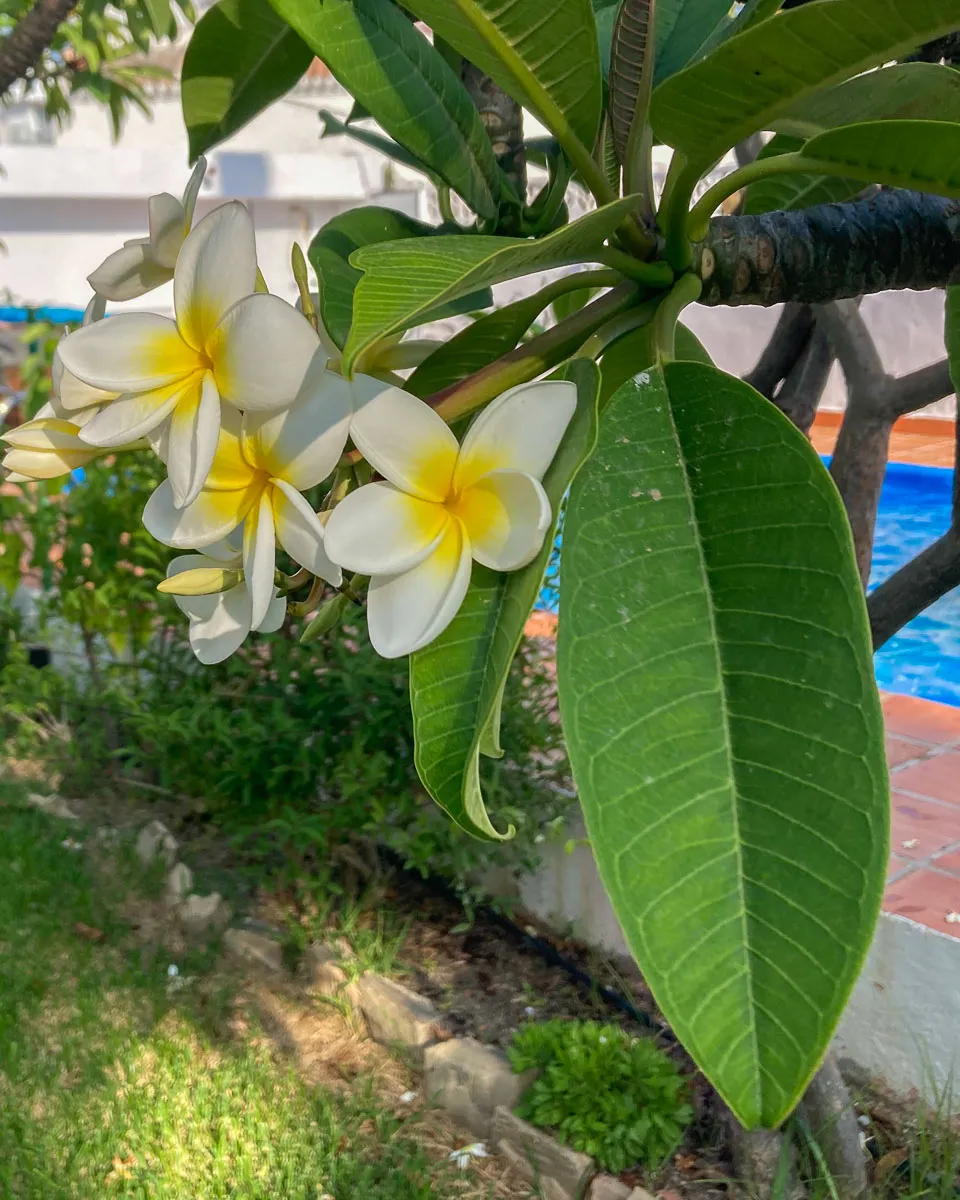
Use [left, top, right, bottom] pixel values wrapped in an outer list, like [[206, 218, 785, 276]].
[[697, 191, 960, 307], [0, 0, 78, 96], [460, 60, 526, 232], [886, 358, 955, 419], [743, 303, 815, 397], [773, 322, 833, 435], [817, 300, 884, 394]]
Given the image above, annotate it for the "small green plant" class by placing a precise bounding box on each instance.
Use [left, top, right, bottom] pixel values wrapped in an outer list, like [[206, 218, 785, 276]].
[[508, 1019, 693, 1175]]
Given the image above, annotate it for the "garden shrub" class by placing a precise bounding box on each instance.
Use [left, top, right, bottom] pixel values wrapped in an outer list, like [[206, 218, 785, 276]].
[[508, 1019, 693, 1174]]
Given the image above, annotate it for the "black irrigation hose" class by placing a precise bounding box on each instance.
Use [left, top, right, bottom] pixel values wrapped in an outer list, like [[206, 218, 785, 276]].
[[377, 844, 668, 1038]]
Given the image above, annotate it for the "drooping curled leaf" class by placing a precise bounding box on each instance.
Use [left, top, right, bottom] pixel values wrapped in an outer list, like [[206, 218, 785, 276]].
[[319, 110, 443, 183], [342, 193, 645, 373], [609, 0, 652, 161], [774, 62, 960, 139], [143, 0, 173, 38], [181, 0, 312, 160], [798, 120, 960, 199], [650, 0, 960, 168], [400, 0, 603, 168], [946, 287, 960, 398], [411, 359, 601, 841], [558, 362, 888, 1128], [266, 0, 503, 219], [593, 0, 621, 79], [742, 134, 862, 215]]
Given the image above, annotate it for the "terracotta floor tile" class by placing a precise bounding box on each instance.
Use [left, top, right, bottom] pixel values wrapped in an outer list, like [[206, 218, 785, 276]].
[[893, 751, 960, 805], [881, 693, 960, 745], [887, 854, 913, 881], [883, 868, 960, 934], [886, 736, 930, 770], [891, 792, 960, 858], [930, 848, 960, 877]]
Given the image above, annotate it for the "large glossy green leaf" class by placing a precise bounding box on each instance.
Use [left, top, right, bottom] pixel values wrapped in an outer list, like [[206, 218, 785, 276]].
[[742, 134, 862, 215], [798, 120, 960, 198], [342, 193, 644, 373], [650, 0, 960, 167], [266, 0, 503, 219], [181, 0, 312, 160], [558, 362, 887, 1128], [399, 0, 602, 167], [598, 320, 711, 403], [411, 359, 601, 841], [654, 0, 736, 86], [775, 63, 960, 140], [946, 287, 960, 398]]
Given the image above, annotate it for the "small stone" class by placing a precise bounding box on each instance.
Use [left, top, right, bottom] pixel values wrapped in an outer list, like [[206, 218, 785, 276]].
[[165, 862, 194, 906], [179, 893, 230, 937], [136, 820, 178, 867], [301, 943, 351, 997], [27, 792, 78, 821], [358, 975, 439, 1061], [223, 927, 283, 972], [424, 1038, 535, 1139], [492, 1107, 594, 1199], [94, 826, 119, 847], [589, 1176, 632, 1200], [629, 1191, 657, 1200]]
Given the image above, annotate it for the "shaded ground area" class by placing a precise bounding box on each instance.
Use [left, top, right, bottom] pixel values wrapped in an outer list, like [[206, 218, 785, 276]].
[[0, 782, 532, 1199]]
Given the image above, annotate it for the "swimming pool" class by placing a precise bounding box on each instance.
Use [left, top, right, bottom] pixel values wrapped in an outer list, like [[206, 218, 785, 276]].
[[537, 460, 960, 709]]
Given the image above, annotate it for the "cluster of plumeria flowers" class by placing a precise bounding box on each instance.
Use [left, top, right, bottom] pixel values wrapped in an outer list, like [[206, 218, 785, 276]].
[[2, 161, 575, 665]]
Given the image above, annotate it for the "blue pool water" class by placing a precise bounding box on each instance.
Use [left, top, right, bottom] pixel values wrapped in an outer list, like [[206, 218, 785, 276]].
[[537, 461, 960, 708]]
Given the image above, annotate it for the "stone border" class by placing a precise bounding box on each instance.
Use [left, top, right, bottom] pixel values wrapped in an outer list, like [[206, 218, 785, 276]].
[[225, 924, 654, 1200]]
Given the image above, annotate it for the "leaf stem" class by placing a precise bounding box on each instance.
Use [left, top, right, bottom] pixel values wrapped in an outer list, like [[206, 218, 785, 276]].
[[577, 296, 660, 359], [686, 152, 825, 239], [652, 272, 703, 361], [598, 245, 674, 287], [657, 153, 702, 271], [431, 282, 640, 422]]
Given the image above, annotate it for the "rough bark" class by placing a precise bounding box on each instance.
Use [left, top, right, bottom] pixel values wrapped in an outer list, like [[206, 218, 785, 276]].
[[772, 322, 833, 436], [460, 61, 526, 229], [798, 1055, 869, 1200], [0, 0, 77, 96], [698, 192, 960, 307], [722, 1109, 806, 1200], [744, 303, 815, 398]]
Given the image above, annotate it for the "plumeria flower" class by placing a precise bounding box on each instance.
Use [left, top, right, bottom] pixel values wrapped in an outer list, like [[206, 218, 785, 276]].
[[144, 368, 351, 629], [324, 379, 576, 658], [87, 157, 207, 302], [57, 201, 322, 509], [448, 1143, 490, 1169], [160, 536, 287, 664], [1, 401, 128, 482]]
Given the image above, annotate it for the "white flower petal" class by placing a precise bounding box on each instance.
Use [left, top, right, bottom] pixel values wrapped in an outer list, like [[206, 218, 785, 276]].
[[54, 354, 117, 412], [204, 405, 256, 491], [143, 478, 259, 548], [174, 201, 257, 351], [2, 445, 94, 479], [367, 520, 471, 659], [166, 553, 229, 618], [181, 156, 206, 227], [259, 591, 287, 634], [148, 191, 187, 269], [243, 489, 277, 630], [87, 241, 173, 302], [349, 378, 458, 502], [57, 313, 197, 393], [455, 379, 577, 491], [188, 585, 253, 664], [2, 417, 84, 450], [324, 481, 448, 575], [271, 478, 341, 586], [77, 381, 184, 448], [83, 294, 107, 325], [208, 293, 320, 412], [456, 470, 551, 572], [243, 357, 351, 490], [166, 372, 220, 509]]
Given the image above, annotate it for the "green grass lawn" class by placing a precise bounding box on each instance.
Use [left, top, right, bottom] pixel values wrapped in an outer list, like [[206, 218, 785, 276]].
[[0, 784, 514, 1199]]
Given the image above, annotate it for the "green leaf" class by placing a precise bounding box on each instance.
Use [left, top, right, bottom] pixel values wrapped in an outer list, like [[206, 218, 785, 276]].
[[742, 134, 862, 214], [945, 287, 960, 398], [405, 294, 547, 398], [557, 362, 888, 1128], [411, 359, 601, 841], [650, 0, 960, 168], [775, 62, 960, 140], [598, 320, 711, 403], [399, 0, 603, 171], [654, 0, 736, 87], [143, 0, 172, 37], [267, 0, 503, 219], [181, 0, 312, 160], [594, 1, 620, 79], [343, 193, 643, 372], [798, 120, 960, 199], [609, 0, 653, 160], [308, 206, 438, 351], [318, 110, 441, 181]]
